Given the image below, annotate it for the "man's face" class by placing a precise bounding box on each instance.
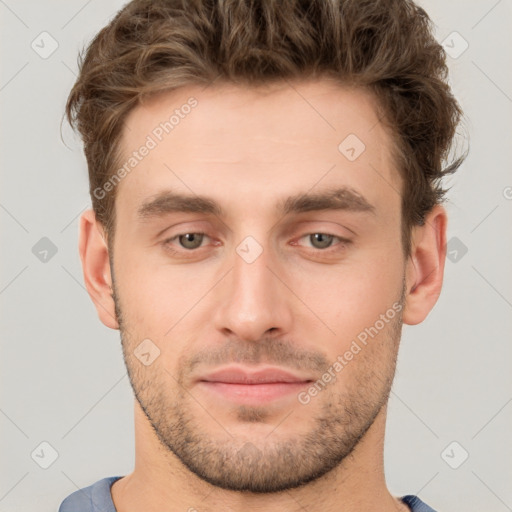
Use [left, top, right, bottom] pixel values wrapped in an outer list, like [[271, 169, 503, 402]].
[[110, 80, 406, 492]]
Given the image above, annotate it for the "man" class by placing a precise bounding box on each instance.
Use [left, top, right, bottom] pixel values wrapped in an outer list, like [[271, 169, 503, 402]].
[[59, 0, 465, 510]]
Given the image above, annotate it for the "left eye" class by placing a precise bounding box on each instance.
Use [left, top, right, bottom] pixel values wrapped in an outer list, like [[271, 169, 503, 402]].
[[296, 233, 347, 250]]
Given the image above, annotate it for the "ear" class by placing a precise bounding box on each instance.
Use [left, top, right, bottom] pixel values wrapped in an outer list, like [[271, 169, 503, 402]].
[[402, 204, 447, 325], [78, 209, 119, 329]]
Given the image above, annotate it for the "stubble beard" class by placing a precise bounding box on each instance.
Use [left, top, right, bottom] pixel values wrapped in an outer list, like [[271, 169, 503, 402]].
[[112, 279, 404, 493]]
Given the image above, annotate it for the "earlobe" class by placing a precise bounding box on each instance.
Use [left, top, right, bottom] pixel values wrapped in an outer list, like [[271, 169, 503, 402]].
[[402, 205, 447, 325], [79, 209, 119, 330]]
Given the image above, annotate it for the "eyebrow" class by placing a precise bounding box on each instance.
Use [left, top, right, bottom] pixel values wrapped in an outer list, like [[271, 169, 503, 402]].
[[136, 186, 375, 221]]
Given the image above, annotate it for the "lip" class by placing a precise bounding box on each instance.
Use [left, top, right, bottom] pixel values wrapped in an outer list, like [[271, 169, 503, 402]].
[[196, 365, 313, 405], [198, 365, 312, 384]]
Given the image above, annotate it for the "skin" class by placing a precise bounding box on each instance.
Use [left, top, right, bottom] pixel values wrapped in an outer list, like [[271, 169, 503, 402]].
[[79, 79, 447, 512]]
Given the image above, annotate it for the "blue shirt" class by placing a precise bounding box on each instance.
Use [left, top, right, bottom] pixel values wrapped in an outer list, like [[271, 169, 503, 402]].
[[58, 476, 437, 511]]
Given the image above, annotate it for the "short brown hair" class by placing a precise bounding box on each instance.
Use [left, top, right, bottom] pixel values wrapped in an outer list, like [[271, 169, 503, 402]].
[[65, 0, 466, 255]]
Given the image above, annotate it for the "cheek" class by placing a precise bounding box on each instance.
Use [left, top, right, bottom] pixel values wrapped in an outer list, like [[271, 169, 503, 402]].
[[114, 252, 217, 345], [113, 254, 167, 333], [290, 252, 403, 334]]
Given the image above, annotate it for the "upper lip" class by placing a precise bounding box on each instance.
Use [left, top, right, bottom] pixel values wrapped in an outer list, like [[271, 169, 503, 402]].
[[198, 366, 313, 384]]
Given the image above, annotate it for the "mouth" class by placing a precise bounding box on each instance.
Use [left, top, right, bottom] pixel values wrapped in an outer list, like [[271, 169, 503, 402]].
[[196, 365, 314, 405]]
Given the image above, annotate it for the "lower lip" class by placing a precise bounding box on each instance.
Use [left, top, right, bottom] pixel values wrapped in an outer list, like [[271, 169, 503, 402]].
[[198, 381, 310, 404]]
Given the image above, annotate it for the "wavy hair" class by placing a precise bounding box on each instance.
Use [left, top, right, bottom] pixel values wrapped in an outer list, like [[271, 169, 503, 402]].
[[65, 0, 466, 254]]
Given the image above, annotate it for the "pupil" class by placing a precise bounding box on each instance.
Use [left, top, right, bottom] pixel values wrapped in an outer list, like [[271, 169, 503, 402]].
[[313, 233, 332, 249], [181, 233, 202, 249]]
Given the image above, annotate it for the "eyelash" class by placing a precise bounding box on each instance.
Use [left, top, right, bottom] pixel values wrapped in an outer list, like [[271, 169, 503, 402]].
[[162, 232, 351, 257]]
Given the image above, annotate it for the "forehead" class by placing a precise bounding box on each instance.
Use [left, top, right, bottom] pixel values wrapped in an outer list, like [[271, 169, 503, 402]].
[[115, 79, 400, 223]]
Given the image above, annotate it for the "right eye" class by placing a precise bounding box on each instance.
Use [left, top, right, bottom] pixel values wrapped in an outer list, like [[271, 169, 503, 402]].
[[162, 232, 215, 256]]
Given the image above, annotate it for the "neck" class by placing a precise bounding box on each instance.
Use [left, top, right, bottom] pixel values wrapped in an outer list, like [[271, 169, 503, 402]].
[[111, 400, 406, 512]]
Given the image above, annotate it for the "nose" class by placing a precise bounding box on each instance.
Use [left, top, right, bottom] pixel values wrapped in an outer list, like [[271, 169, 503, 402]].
[[213, 240, 293, 343]]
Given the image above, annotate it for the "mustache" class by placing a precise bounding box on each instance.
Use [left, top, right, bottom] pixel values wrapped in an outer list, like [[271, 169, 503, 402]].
[[183, 337, 330, 375]]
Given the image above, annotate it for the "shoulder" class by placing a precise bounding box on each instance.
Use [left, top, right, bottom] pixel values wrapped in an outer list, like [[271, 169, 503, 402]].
[[58, 476, 123, 512], [401, 495, 438, 512]]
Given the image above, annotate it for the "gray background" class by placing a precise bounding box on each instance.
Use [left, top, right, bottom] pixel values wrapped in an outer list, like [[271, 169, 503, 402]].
[[1, 0, 511, 510]]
